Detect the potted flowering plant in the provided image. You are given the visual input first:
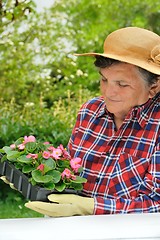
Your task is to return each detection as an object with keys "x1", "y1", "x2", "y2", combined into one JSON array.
[{"x1": 0, "y1": 135, "x2": 87, "y2": 201}]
